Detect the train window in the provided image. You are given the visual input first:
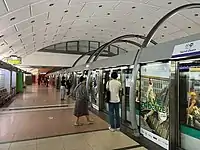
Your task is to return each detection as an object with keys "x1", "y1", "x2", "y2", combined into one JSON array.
[
  {"x1": 67, "y1": 41, "x2": 78, "y2": 51},
  {"x1": 79, "y1": 41, "x2": 89, "y2": 52},
  {"x1": 90, "y1": 42, "x2": 99, "y2": 51}
]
